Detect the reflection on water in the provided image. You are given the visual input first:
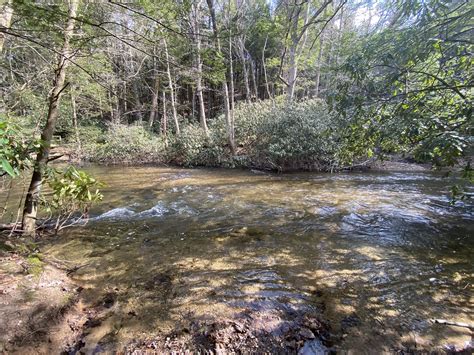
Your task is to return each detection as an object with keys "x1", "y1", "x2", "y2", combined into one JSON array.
[{"x1": 28, "y1": 167, "x2": 474, "y2": 351}]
